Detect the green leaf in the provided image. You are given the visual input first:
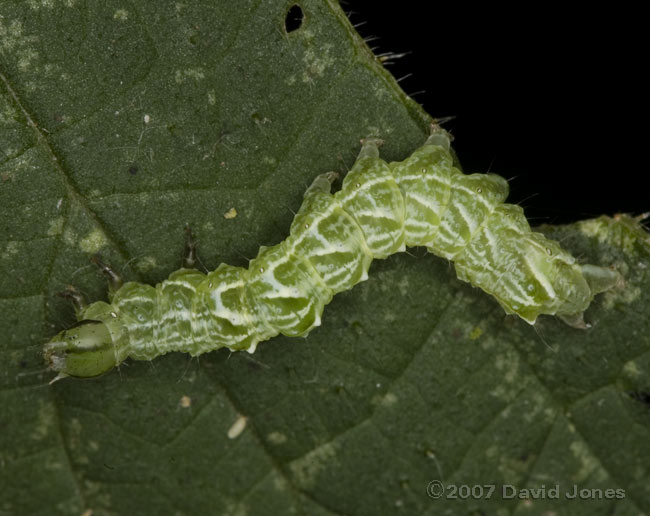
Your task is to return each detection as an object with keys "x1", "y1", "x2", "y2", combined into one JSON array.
[{"x1": 1, "y1": 2, "x2": 649, "y2": 515}]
